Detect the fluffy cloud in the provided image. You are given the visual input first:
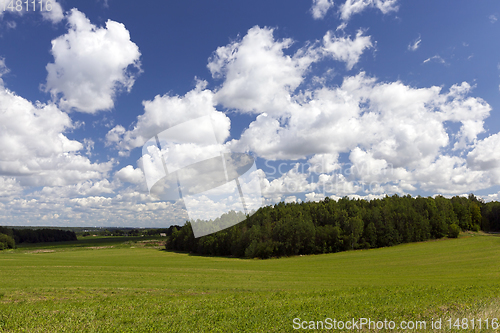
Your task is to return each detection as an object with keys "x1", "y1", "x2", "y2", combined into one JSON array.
[
  {"x1": 467, "y1": 133, "x2": 500, "y2": 184},
  {"x1": 99, "y1": 22, "x2": 500, "y2": 208},
  {"x1": 258, "y1": 146, "x2": 490, "y2": 199},
  {"x1": 195, "y1": 25, "x2": 493, "y2": 196},
  {"x1": 39, "y1": 179, "x2": 116, "y2": 198},
  {"x1": 2, "y1": 5, "x2": 499, "y2": 228},
  {"x1": 44, "y1": 9, "x2": 141, "y2": 113},
  {"x1": 261, "y1": 163, "x2": 316, "y2": 196},
  {"x1": 0, "y1": 75, "x2": 112, "y2": 187},
  {"x1": 207, "y1": 26, "x2": 373, "y2": 117},
  {"x1": 230, "y1": 73, "x2": 489, "y2": 164},
  {"x1": 323, "y1": 30, "x2": 373, "y2": 70},
  {"x1": 224, "y1": 60, "x2": 491, "y2": 195},
  {"x1": 468, "y1": 133, "x2": 500, "y2": 171},
  {"x1": 0, "y1": 187, "x2": 190, "y2": 227},
  {"x1": 310, "y1": 0, "x2": 335, "y2": 19},
  {"x1": 0, "y1": 177, "x2": 23, "y2": 199},
  {"x1": 106, "y1": 81, "x2": 231, "y2": 153},
  {"x1": 95, "y1": 19, "x2": 500, "y2": 224},
  {"x1": 339, "y1": 0, "x2": 399, "y2": 21},
  {"x1": 414, "y1": 155, "x2": 487, "y2": 193},
  {"x1": 307, "y1": 153, "x2": 341, "y2": 174},
  {"x1": 0, "y1": 52, "x2": 129, "y2": 225},
  {"x1": 208, "y1": 26, "x2": 320, "y2": 116},
  {"x1": 14, "y1": 155, "x2": 113, "y2": 187},
  {"x1": 0, "y1": 85, "x2": 75, "y2": 160},
  {"x1": 41, "y1": 0, "x2": 64, "y2": 23},
  {"x1": 115, "y1": 165, "x2": 145, "y2": 184},
  {"x1": 305, "y1": 192, "x2": 326, "y2": 202}
]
